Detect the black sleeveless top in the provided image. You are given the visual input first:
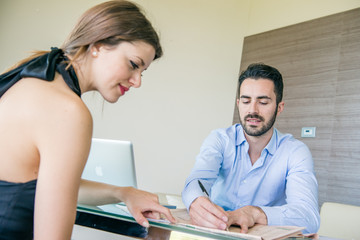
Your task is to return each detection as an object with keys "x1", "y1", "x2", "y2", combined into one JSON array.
[
  {"x1": 0, "y1": 48, "x2": 81, "y2": 239},
  {"x1": 0, "y1": 180, "x2": 37, "y2": 240}
]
